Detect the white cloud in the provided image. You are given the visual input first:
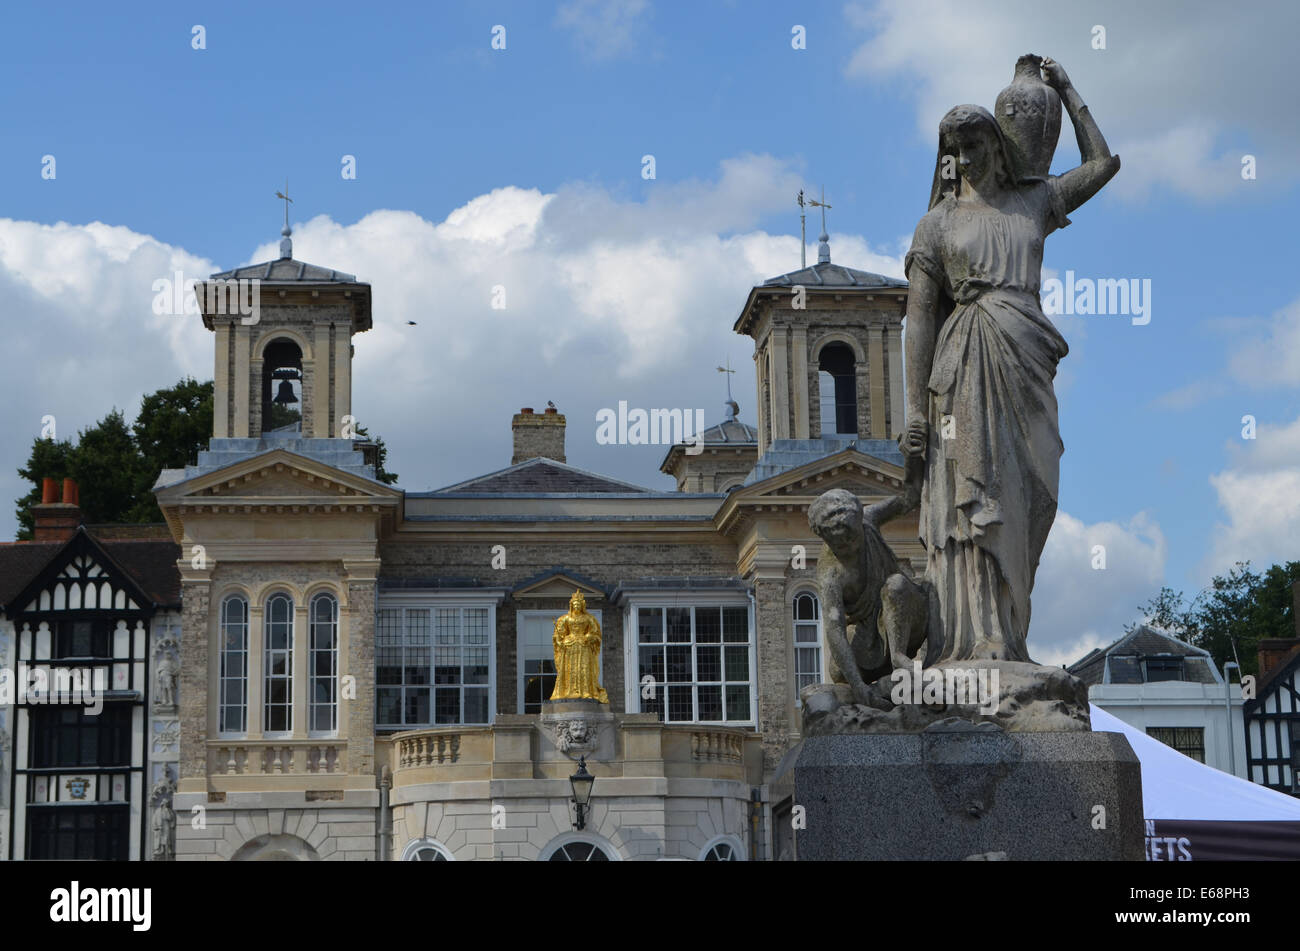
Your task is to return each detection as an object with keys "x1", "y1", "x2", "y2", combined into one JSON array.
[
  {"x1": 0, "y1": 156, "x2": 906, "y2": 536},
  {"x1": 1205, "y1": 413, "x2": 1300, "y2": 576},
  {"x1": 1030, "y1": 509, "x2": 1167, "y2": 667},
  {"x1": 1227, "y1": 297, "x2": 1300, "y2": 387},
  {"x1": 556, "y1": 0, "x2": 651, "y2": 61},
  {"x1": 843, "y1": 0, "x2": 1299, "y2": 200}
]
